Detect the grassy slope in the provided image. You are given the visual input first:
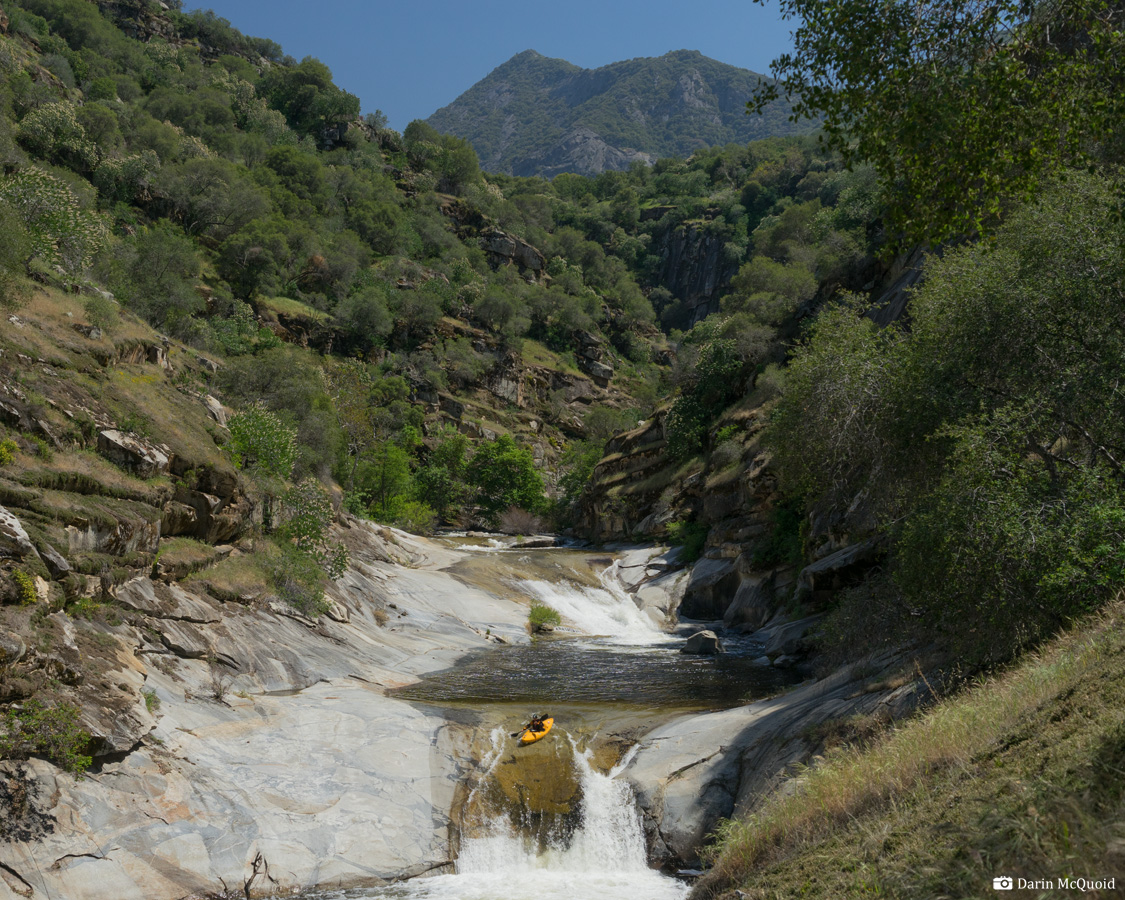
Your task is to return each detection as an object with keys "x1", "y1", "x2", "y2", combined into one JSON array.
[{"x1": 696, "y1": 602, "x2": 1125, "y2": 899}]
